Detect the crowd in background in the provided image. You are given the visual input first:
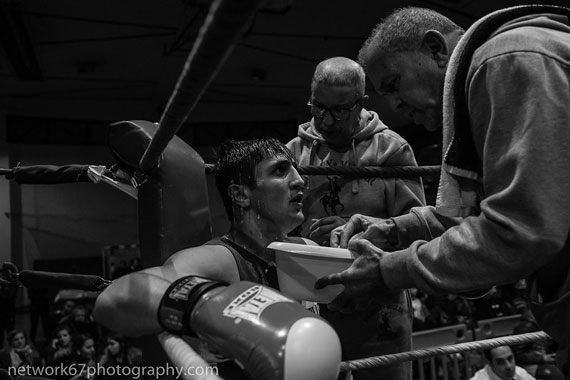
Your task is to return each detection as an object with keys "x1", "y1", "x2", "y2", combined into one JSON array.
[
  {"x1": 410, "y1": 280, "x2": 563, "y2": 380},
  {"x1": 0, "y1": 272, "x2": 142, "y2": 380},
  {"x1": 410, "y1": 281, "x2": 527, "y2": 332}
]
